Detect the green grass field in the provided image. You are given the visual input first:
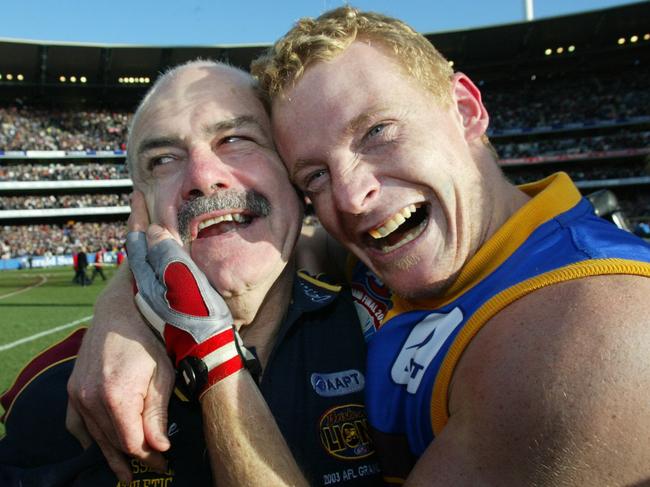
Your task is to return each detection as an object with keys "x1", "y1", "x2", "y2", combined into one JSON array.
[{"x1": 0, "y1": 266, "x2": 117, "y2": 437}]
